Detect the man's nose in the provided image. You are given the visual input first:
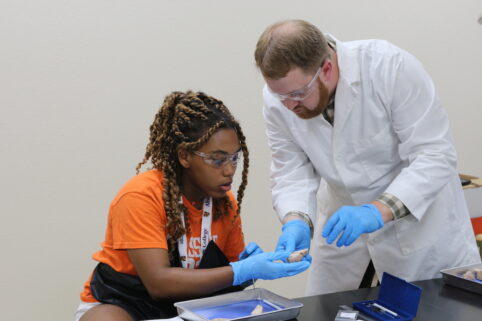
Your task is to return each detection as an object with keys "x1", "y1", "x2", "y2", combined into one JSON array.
[{"x1": 283, "y1": 99, "x2": 299, "y2": 110}]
